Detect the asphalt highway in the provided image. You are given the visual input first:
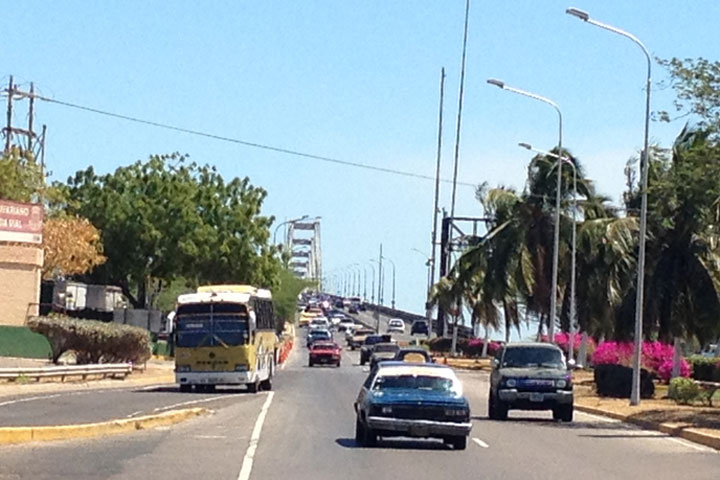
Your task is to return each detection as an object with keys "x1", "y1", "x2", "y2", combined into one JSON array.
[{"x1": 1, "y1": 328, "x2": 719, "y2": 479}]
